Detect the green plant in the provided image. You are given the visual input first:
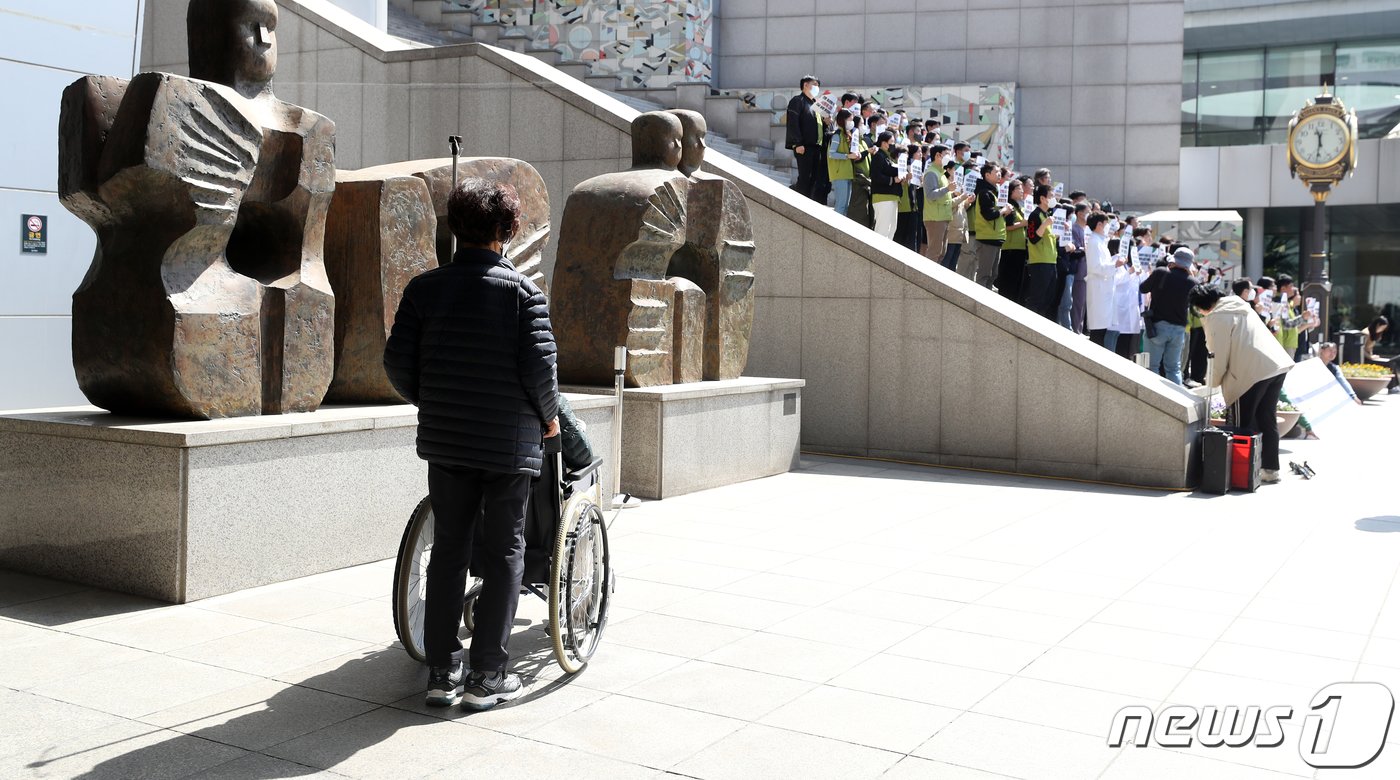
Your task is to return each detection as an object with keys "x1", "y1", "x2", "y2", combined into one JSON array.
[{"x1": 1342, "y1": 363, "x2": 1390, "y2": 379}]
